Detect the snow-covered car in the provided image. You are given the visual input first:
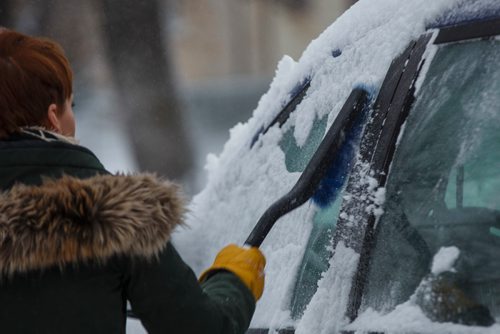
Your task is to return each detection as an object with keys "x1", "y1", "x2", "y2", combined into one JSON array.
[{"x1": 174, "y1": 0, "x2": 500, "y2": 333}]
